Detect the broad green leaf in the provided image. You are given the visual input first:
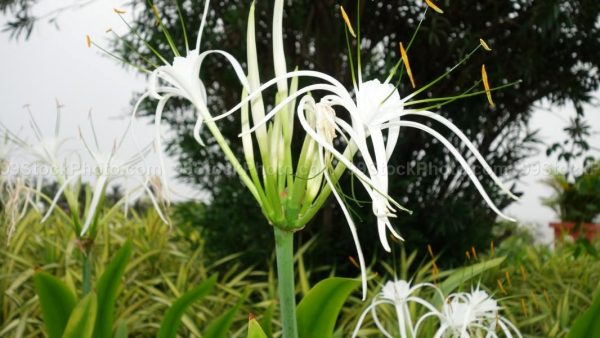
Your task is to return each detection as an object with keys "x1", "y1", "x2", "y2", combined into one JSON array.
[
  {"x1": 33, "y1": 272, "x2": 77, "y2": 338},
  {"x1": 568, "y1": 291, "x2": 600, "y2": 338},
  {"x1": 203, "y1": 289, "x2": 249, "y2": 338},
  {"x1": 439, "y1": 256, "x2": 506, "y2": 295},
  {"x1": 296, "y1": 277, "x2": 360, "y2": 338},
  {"x1": 93, "y1": 241, "x2": 133, "y2": 338},
  {"x1": 62, "y1": 293, "x2": 97, "y2": 338},
  {"x1": 247, "y1": 318, "x2": 268, "y2": 338},
  {"x1": 157, "y1": 275, "x2": 217, "y2": 338}
]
